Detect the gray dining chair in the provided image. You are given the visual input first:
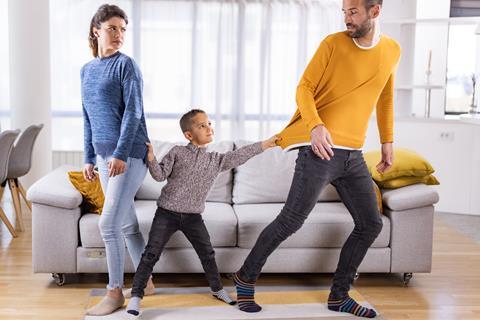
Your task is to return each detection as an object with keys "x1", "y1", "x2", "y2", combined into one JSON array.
[
  {"x1": 1, "y1": 124, "x2": 43, "y2": 233},
  {"x1": 0, "y1": 129, "x2": 21, "y2": 238}
]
